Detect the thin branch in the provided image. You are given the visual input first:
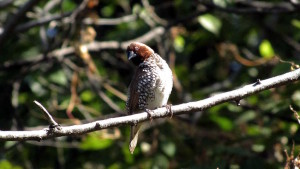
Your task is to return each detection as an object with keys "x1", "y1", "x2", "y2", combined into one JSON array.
[
  {"x1": 14, "y1": 13, "x2": 136, "y2": 33},
  {"x1": 198, "y1": 0, "x2": 298, "y2": 14},
  {"x1": 0, "y1": 68, "x2": 299, "y2": 141},
  {"x1": 1, "y1": 26, "x2": 166, "y2": 70},
  {"x1": 14, "y1": 12, "x2": 72, "y2": 33},
  {"x1": 290, "y1": 105, "x2": 300, "y2": 124},
  {"x1": 82, "y1": 15, "x2": 137, "y2": 26},
  {"x1": 34, "y1": 100, "x2": 59, "y2": 128},
  {"x1": 141, "y1": 0, "x2": 168, "y2": 26}
]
